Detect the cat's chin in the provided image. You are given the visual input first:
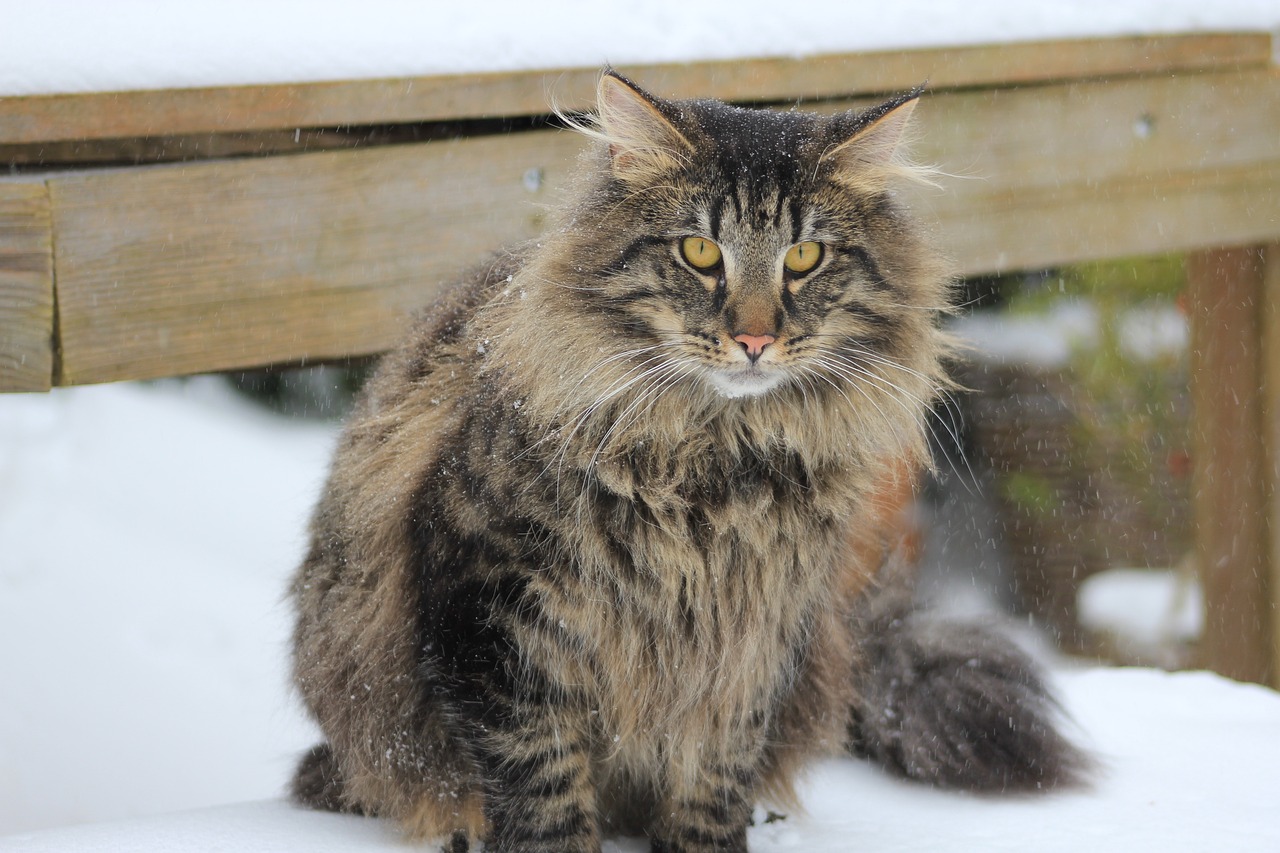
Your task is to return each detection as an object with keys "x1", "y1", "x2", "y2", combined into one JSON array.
[{"x1": 705, "y1": 368, "x2": 787, "y2": 400}]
